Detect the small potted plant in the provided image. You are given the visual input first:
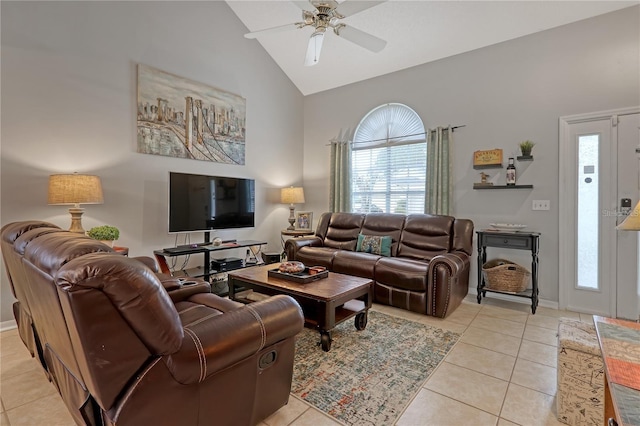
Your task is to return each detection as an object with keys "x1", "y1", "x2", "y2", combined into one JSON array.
[
  {"x1": 87, "y1": 225, "x2": 120, "y2": 247},
  {"x1": 519, "y1": 140, "x2": 535, "y2": 158}
]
